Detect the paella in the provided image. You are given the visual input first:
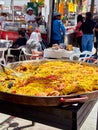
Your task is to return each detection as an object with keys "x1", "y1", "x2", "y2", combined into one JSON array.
[{"x1": 0, "y1": 60, "x2": 98, "y2": 96}]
